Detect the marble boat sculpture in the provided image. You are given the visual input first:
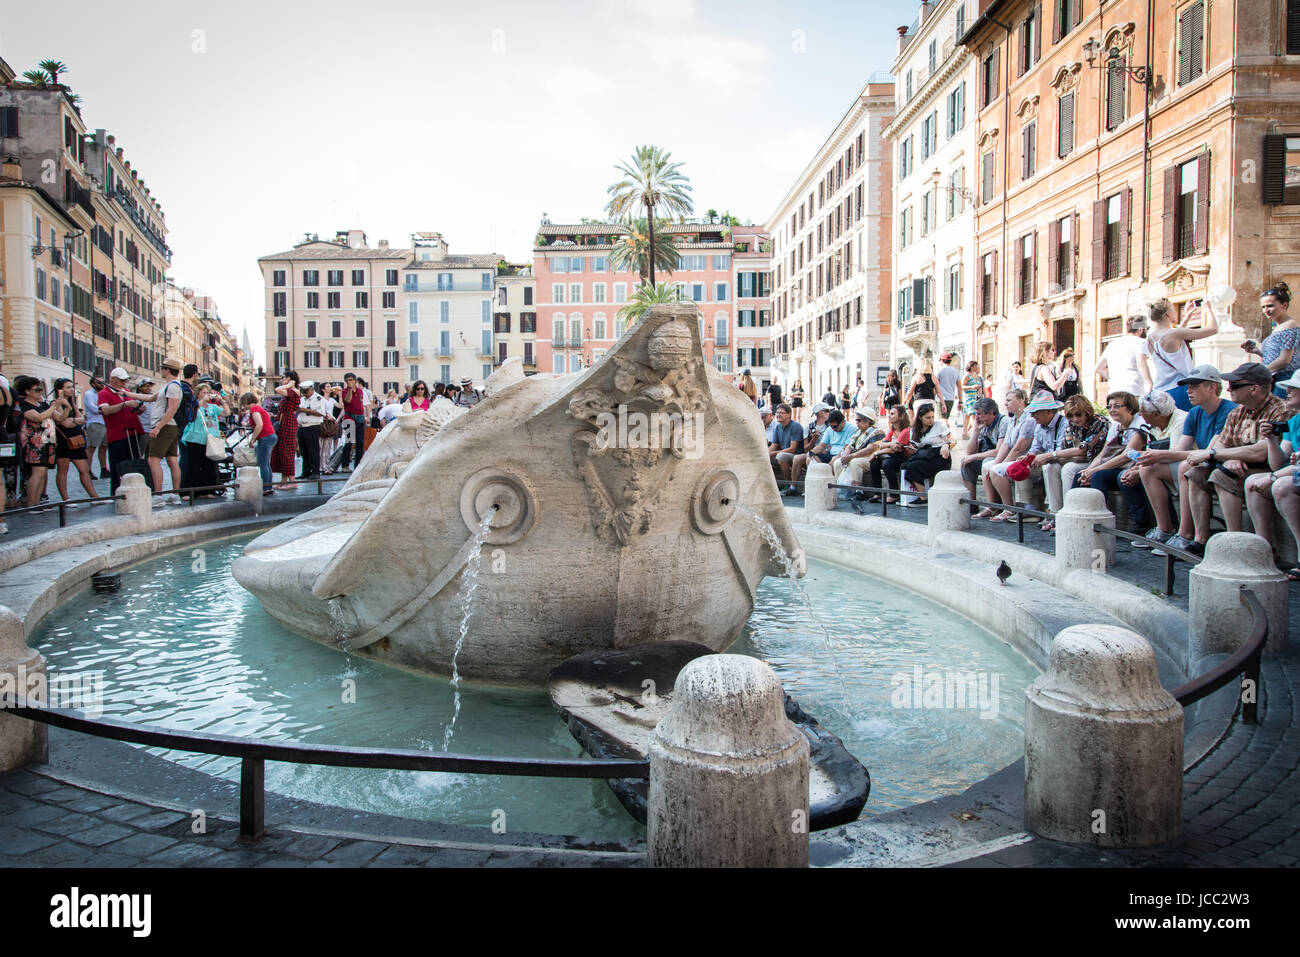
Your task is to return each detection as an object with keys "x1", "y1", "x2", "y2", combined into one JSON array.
[{"x1": 232, "y1": 303, "x2": 805, "y2": 685}]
